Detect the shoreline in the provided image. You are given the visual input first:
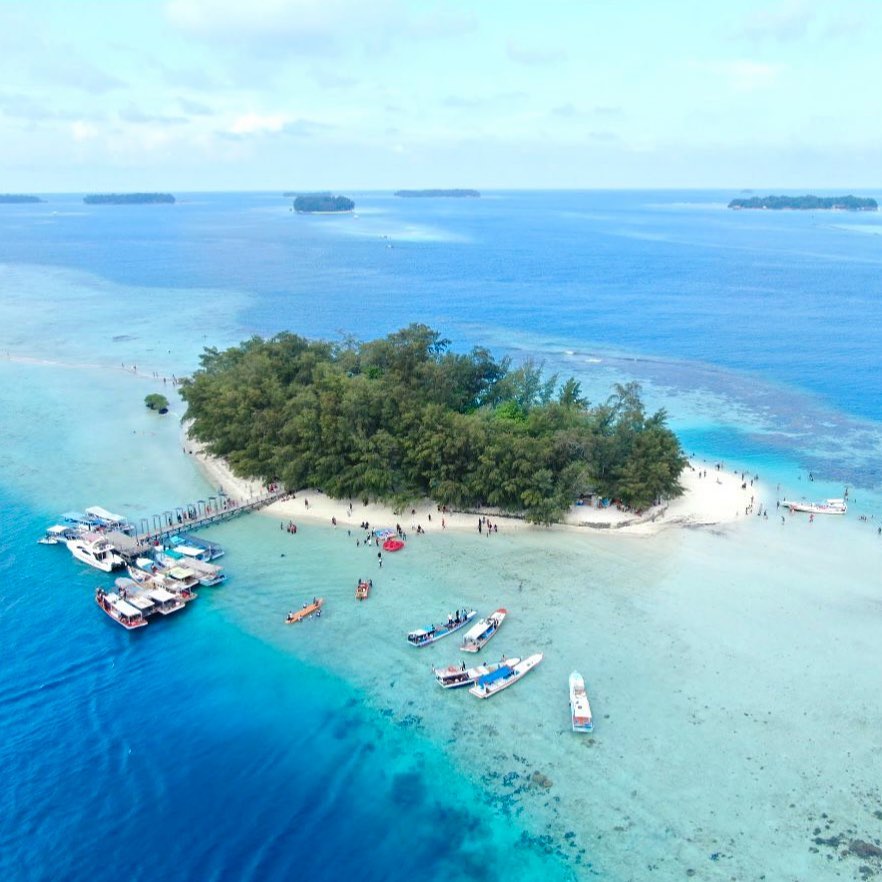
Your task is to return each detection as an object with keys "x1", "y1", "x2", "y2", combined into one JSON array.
[{"x1": 184, "y1": 432, "x2": 760, "y2": 537}]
